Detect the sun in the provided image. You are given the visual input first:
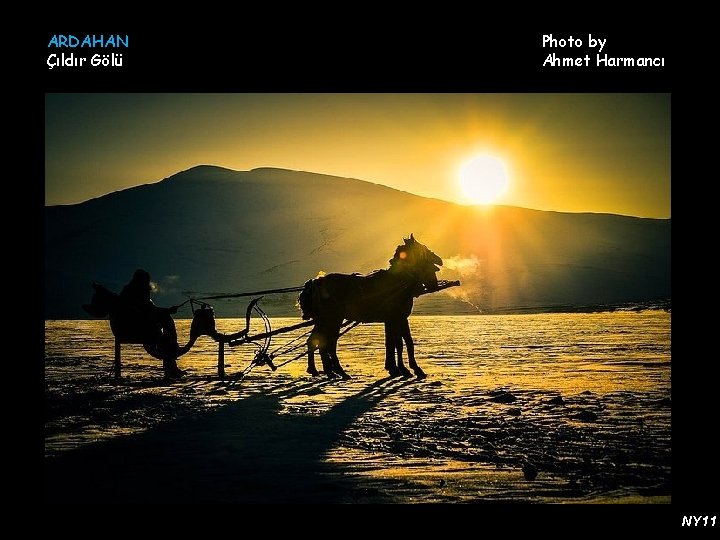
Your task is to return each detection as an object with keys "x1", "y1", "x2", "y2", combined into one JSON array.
[{"x1": 458, "y1": 154, "x2": 509, "y2": 205}]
